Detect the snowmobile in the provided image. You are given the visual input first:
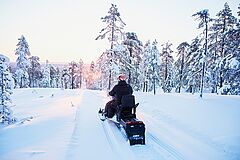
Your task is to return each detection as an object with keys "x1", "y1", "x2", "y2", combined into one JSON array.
[{"x1": 98, "y1": 95, "x2": 145, "y2": 146}]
